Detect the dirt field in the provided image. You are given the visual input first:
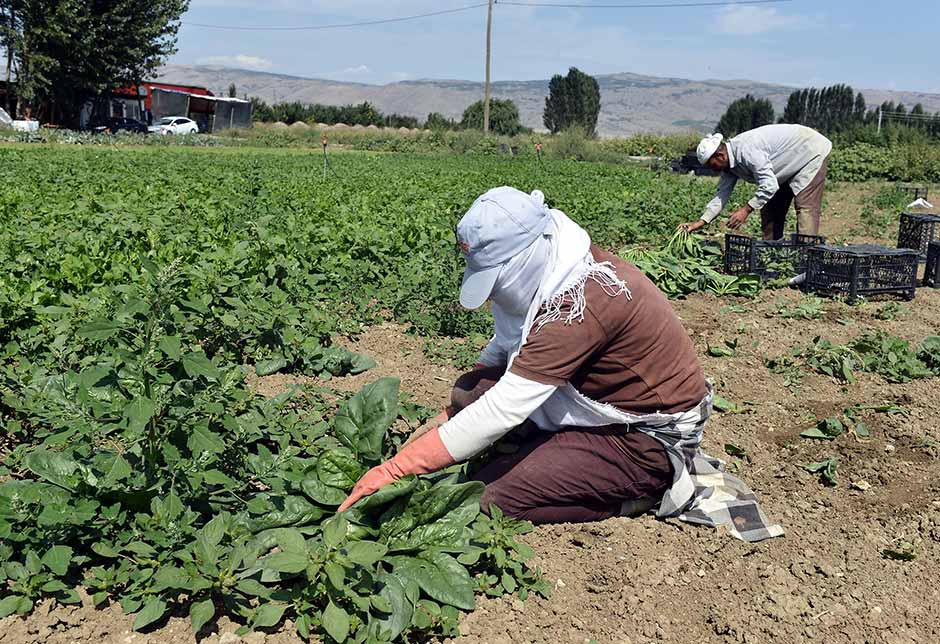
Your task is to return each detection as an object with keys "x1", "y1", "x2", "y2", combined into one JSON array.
[{"x1": 3, "y1": 182, "x2": 940, "y2": 644}]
